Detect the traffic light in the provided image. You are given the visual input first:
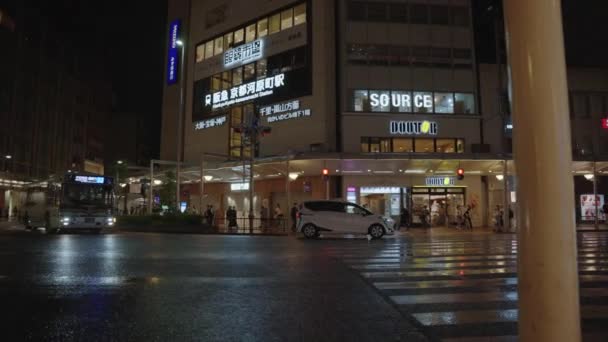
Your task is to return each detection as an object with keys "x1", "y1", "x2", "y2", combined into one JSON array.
[{"x1": 457, "y1": 168, "x2": 465, "y2": 180}]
